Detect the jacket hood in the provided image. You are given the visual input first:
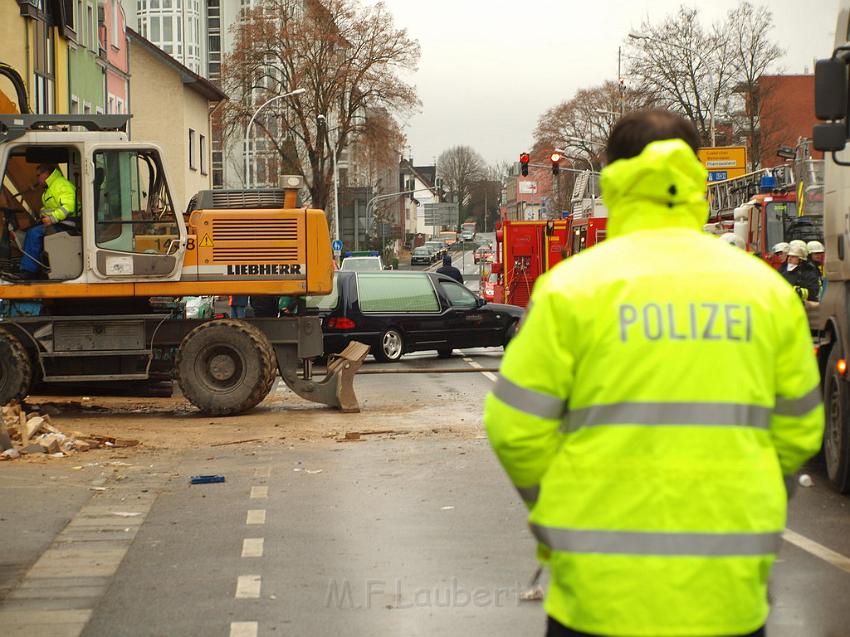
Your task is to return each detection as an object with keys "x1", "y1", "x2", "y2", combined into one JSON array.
[{"x1": 599, "y1": 139, "x2": 709, "y2": 239}]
